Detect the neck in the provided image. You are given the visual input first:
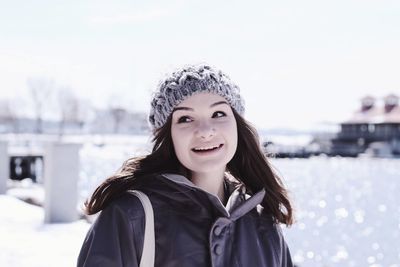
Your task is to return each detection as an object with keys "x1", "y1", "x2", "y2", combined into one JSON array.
[{"x1": 190, "y1": 170, "x2": 225, "y2": 203}]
